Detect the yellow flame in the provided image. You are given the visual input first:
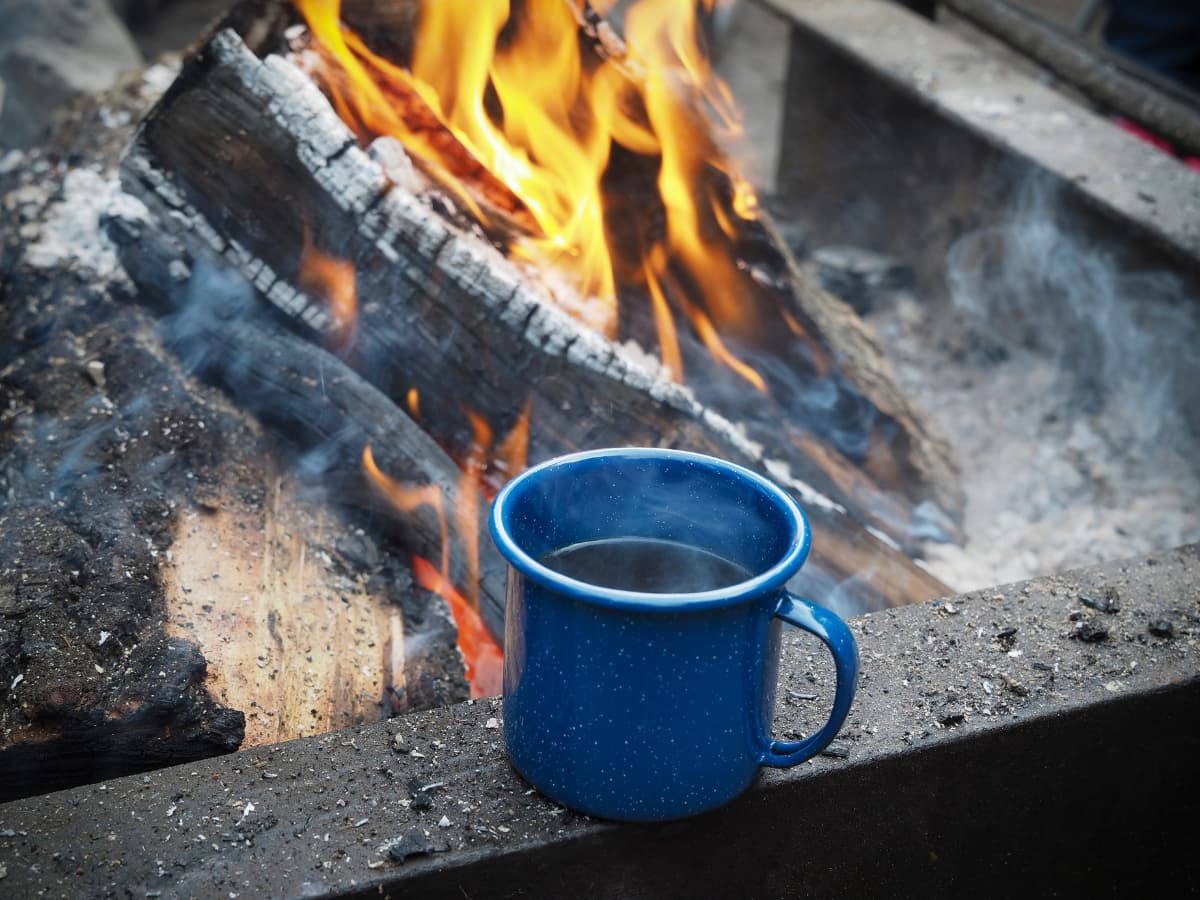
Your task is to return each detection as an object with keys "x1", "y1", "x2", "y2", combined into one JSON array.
[
  {"x1": 294, "y1": 0, "x2": 765, "y2": 380},
  {"x1": 683, "y1": 300, "x2": 766, "y2": 393}
]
